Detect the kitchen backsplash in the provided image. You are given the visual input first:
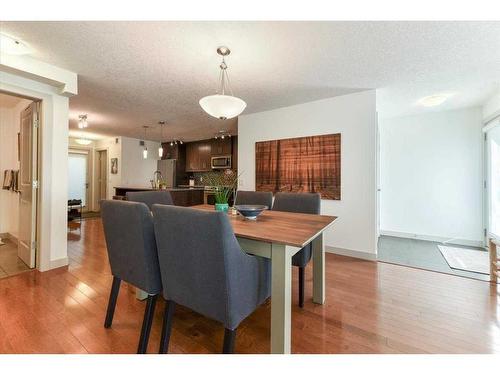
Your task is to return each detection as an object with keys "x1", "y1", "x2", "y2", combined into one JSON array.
[{"x1": 192, "y1": 170, "x2": 237, "y2": 186}]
